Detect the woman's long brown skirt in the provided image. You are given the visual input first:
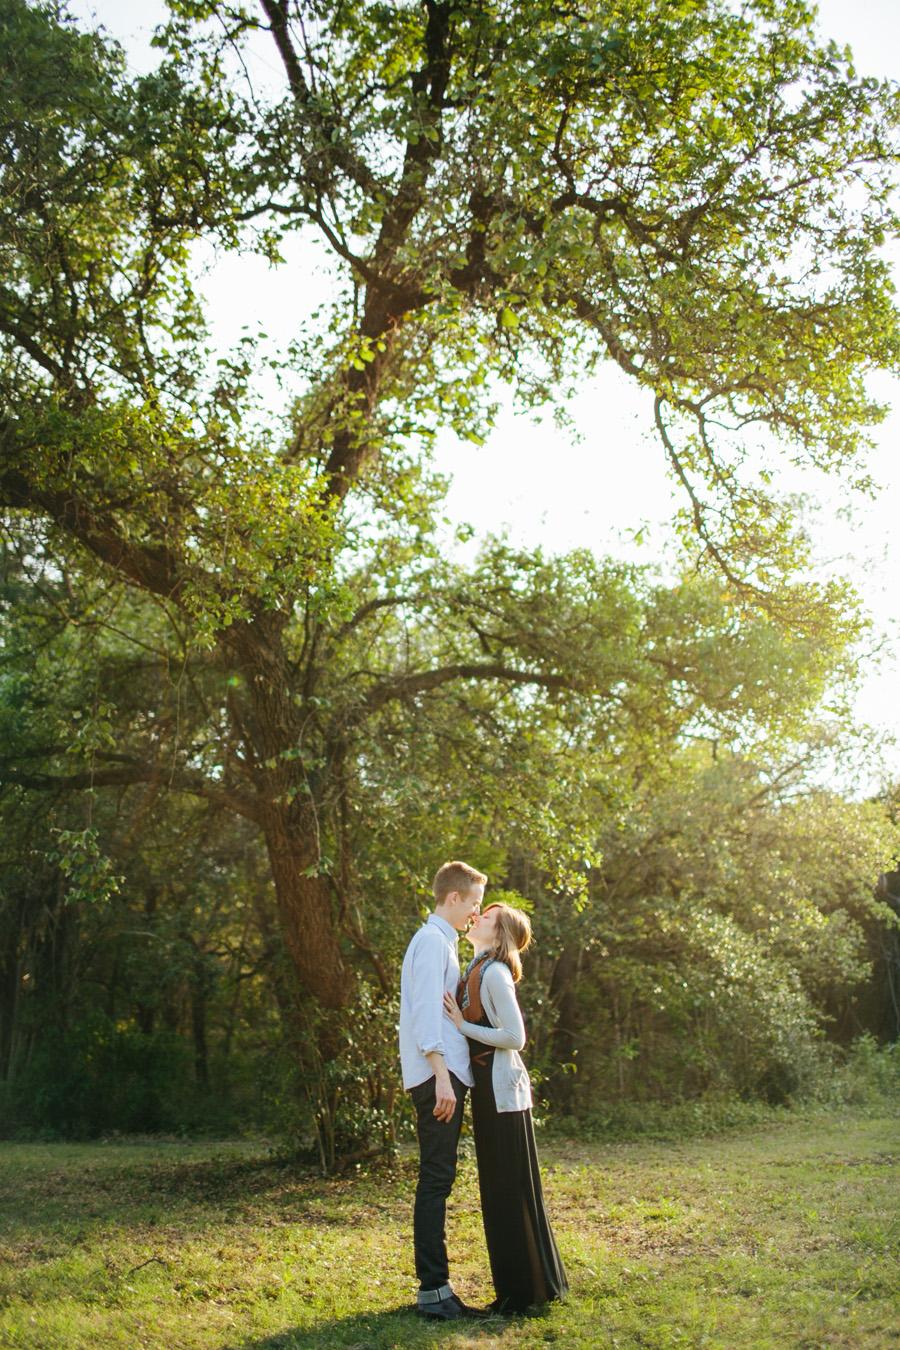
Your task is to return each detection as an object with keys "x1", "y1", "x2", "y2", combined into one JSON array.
[{"x1": 470, "y1": 1051, "x2": 568, "y2": 1313}]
